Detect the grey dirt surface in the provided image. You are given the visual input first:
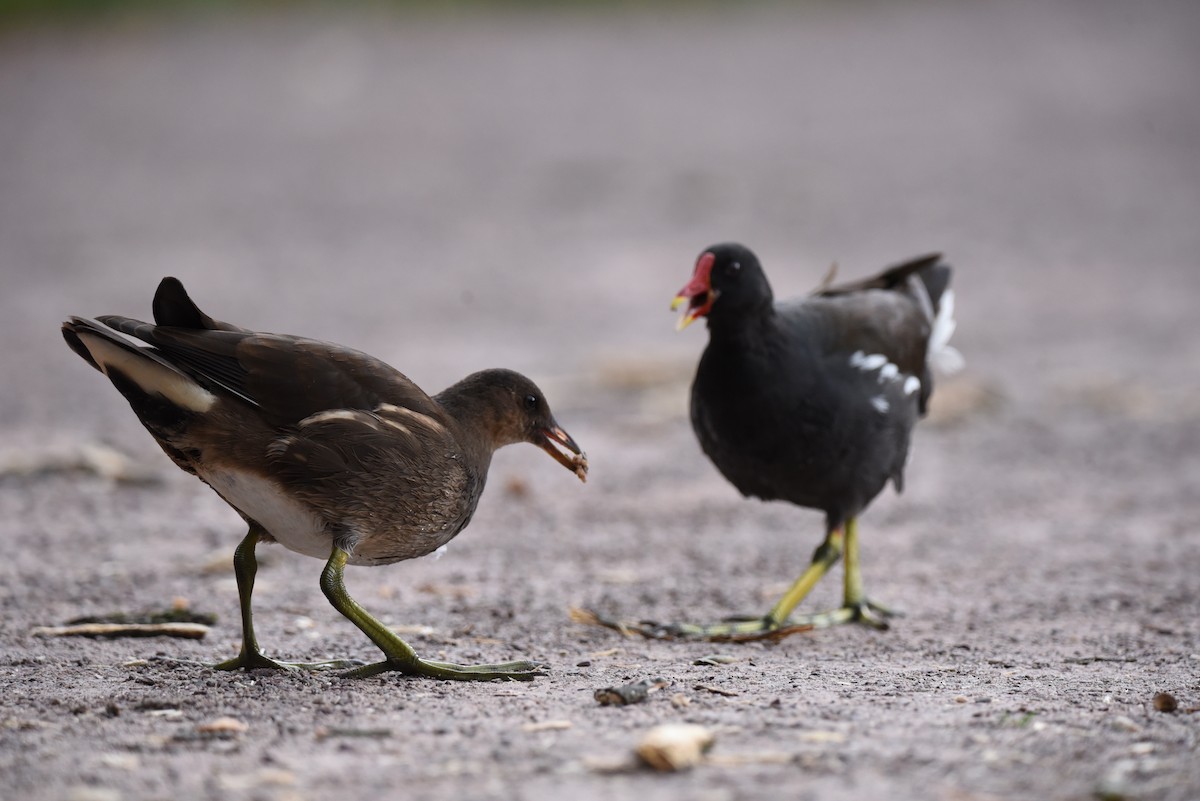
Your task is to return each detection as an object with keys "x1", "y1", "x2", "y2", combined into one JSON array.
[{"x1": 2, "y1": 2, "x2": 1199, "y2": 800}]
